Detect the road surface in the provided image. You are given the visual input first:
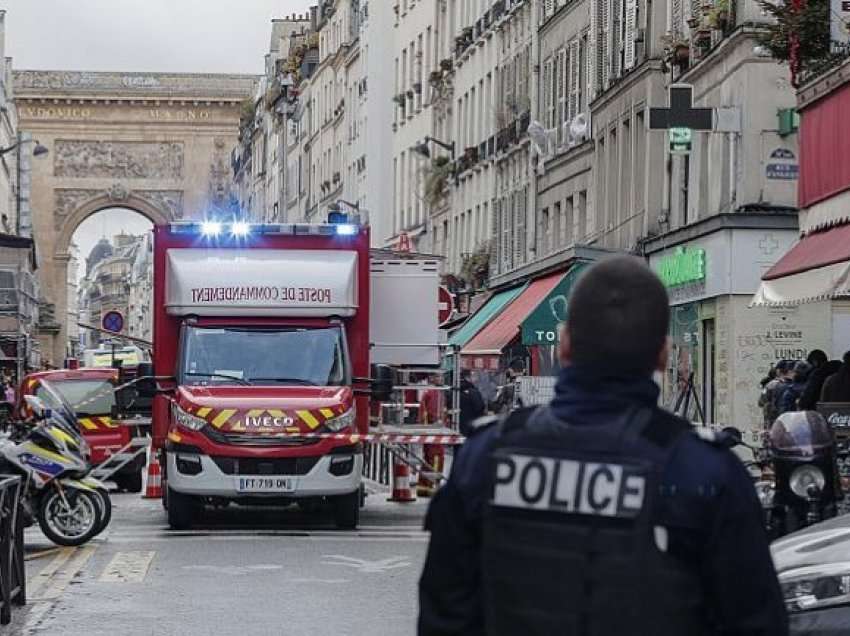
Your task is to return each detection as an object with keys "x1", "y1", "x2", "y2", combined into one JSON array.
[{"x1": 13, "y1": 491, "x2": 430, "y2": 635}]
